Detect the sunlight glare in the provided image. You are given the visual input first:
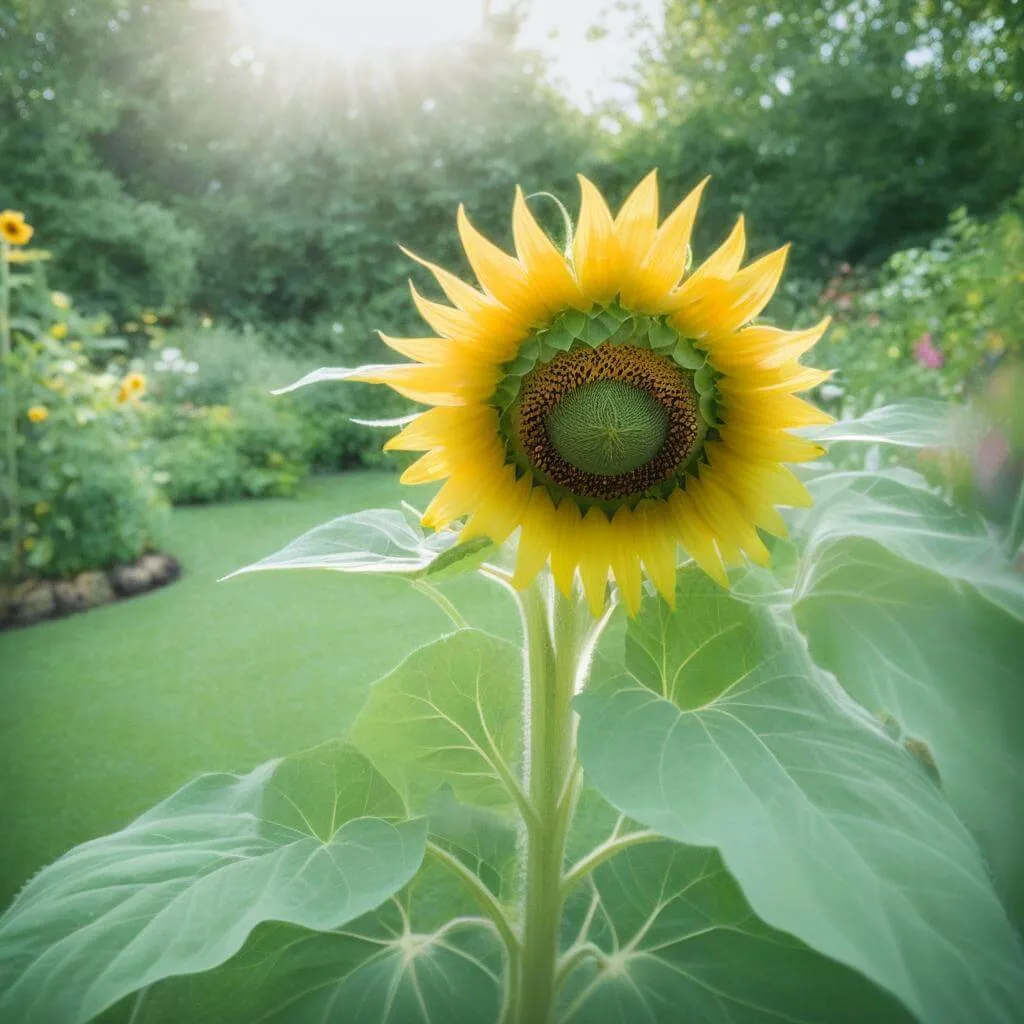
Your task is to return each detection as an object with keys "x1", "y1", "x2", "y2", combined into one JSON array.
[{"x1": 234, "y1": 0, "x2": 482, "y2": 59}]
